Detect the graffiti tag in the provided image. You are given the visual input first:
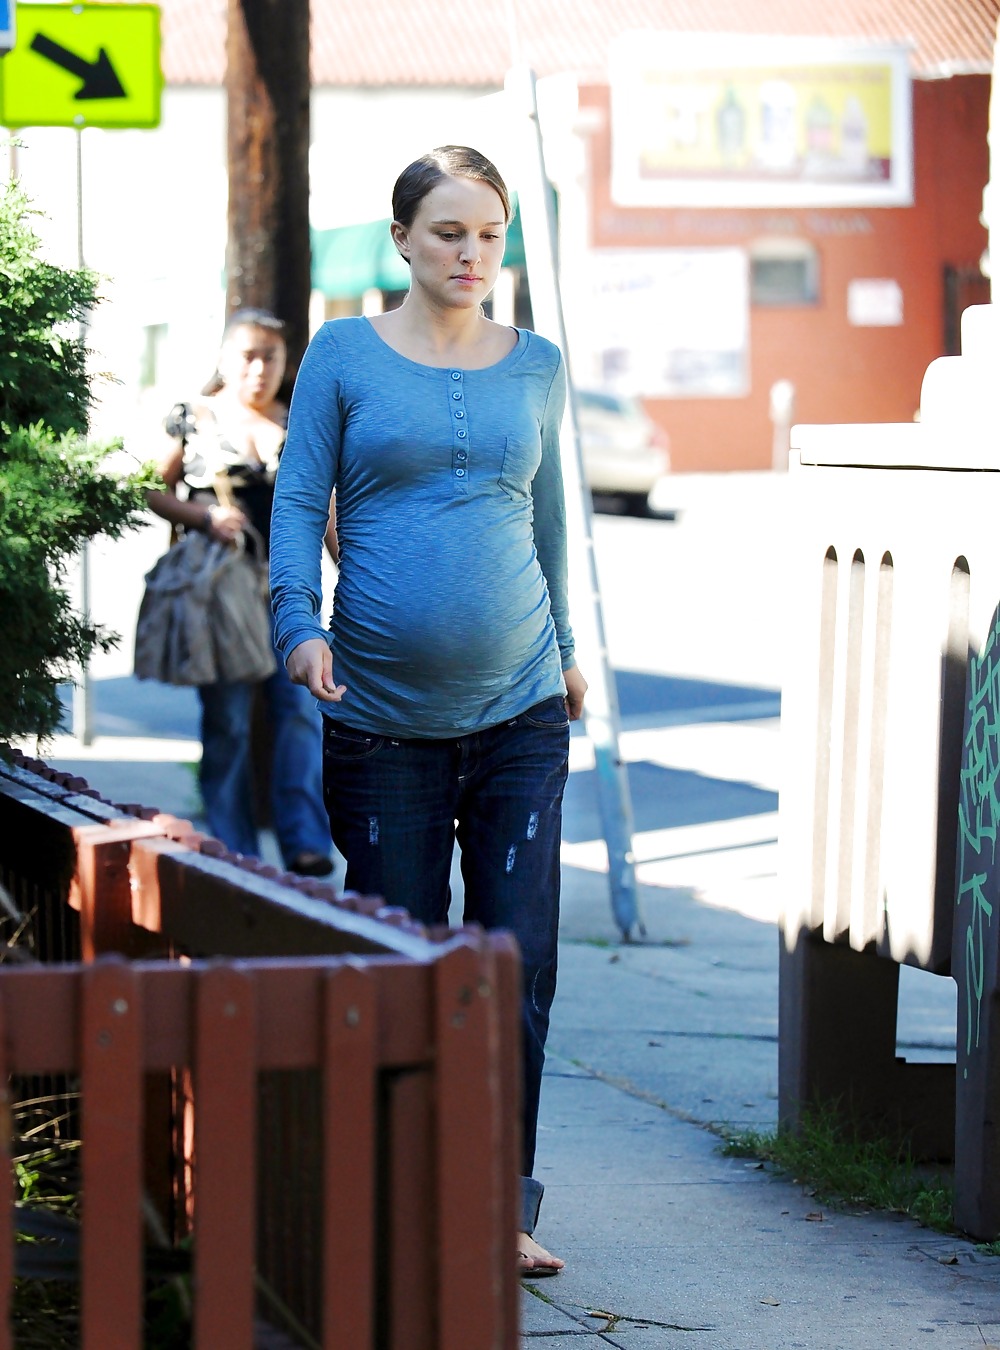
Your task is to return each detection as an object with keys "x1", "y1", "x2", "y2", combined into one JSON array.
[{"x1": 956, "y1": 613, "x2": 1000, "y2": 1074}]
